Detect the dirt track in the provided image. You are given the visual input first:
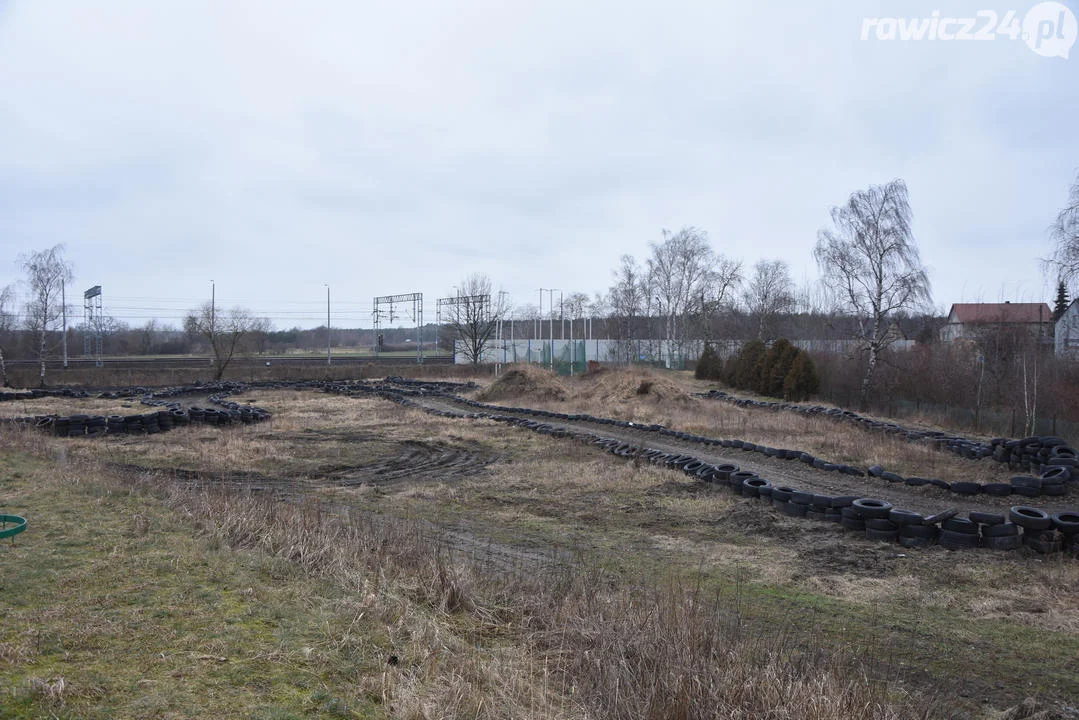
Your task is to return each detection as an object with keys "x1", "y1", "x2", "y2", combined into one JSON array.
[{"x1": 409, "y1": 394, "x2": 1078, "y2": 518}]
